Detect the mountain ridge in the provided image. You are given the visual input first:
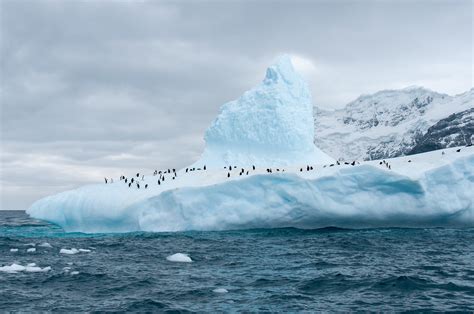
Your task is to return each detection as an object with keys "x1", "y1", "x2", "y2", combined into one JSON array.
[{"x1": 314, "y1": 87, "x2": 473, "y2": 161}]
